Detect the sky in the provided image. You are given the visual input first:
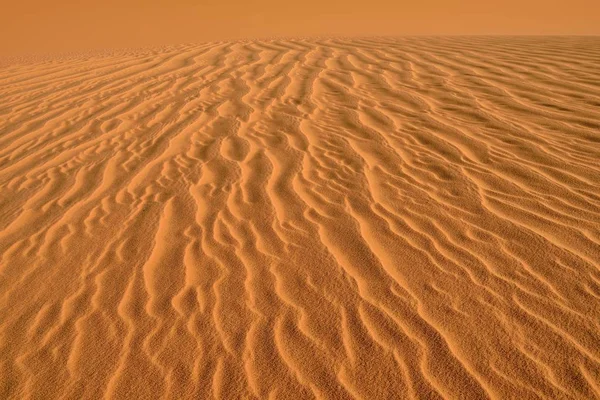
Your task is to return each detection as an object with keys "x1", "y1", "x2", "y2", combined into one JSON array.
[{"x1": 1, "y1": 0, "x2": 599, "y2": 54}]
